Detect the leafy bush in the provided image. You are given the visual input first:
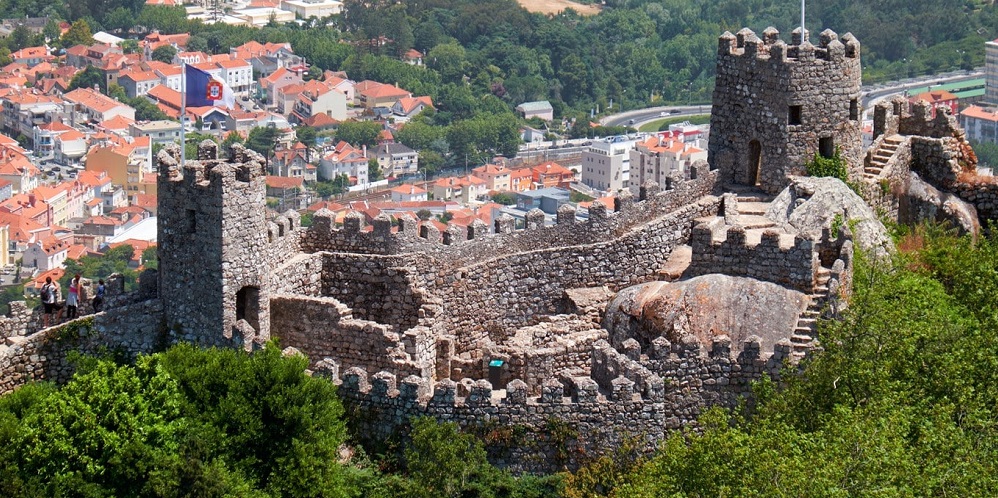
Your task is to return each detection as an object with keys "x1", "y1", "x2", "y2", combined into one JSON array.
[{"x1": 804, "y1": 148, "x2": 848, "y2": 183}]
